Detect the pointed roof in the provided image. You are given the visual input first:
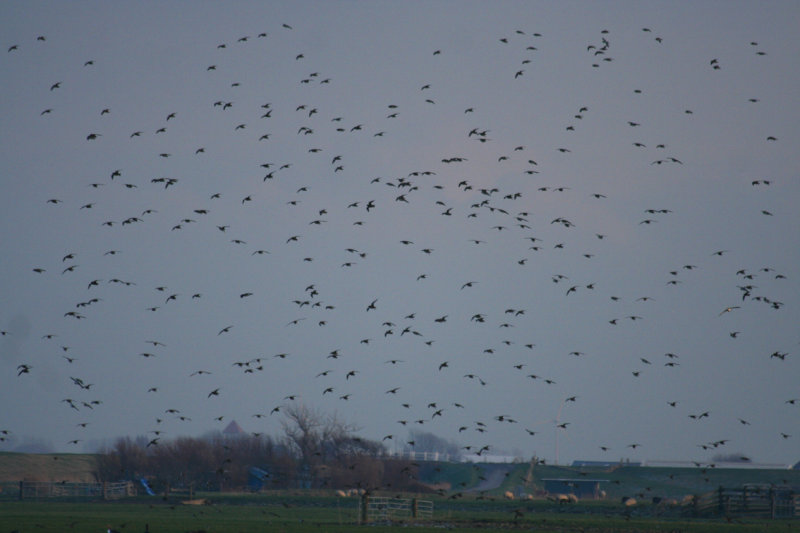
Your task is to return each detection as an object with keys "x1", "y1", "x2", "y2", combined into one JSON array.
[{"x1": 223, "y1": 419, "x2": 245, "y2": 435}]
